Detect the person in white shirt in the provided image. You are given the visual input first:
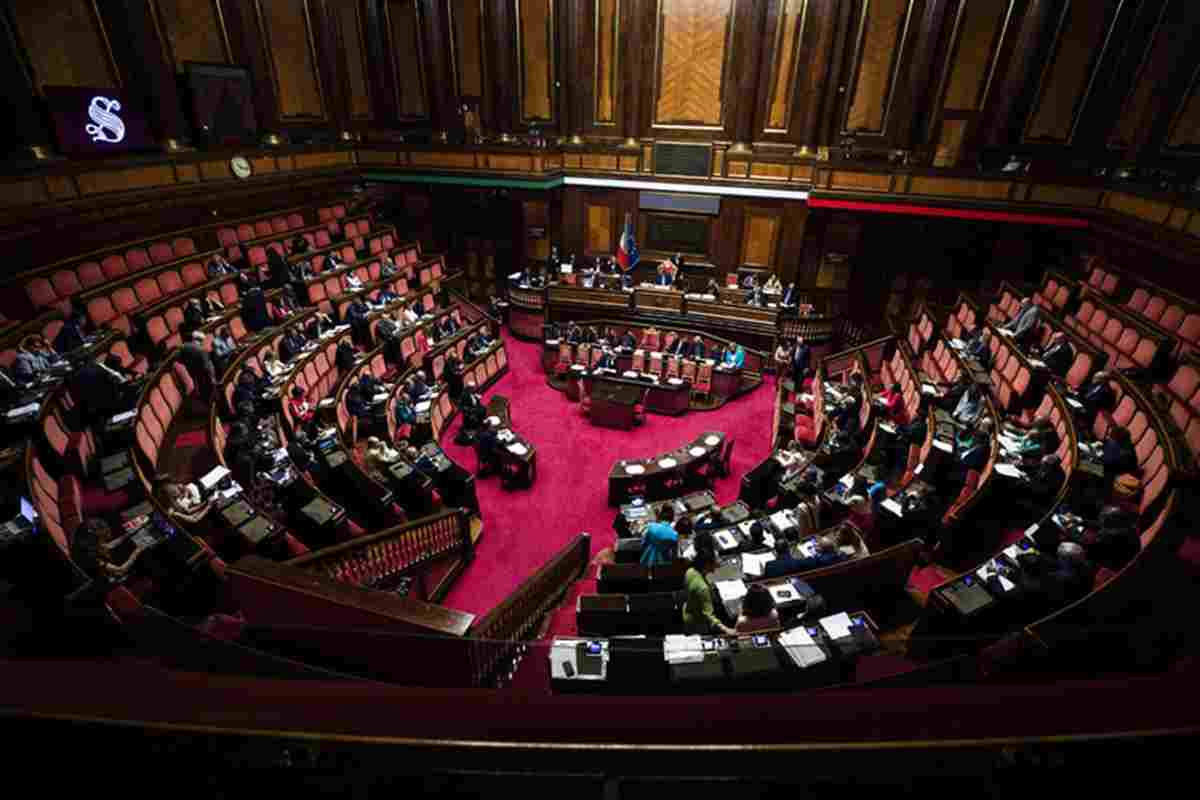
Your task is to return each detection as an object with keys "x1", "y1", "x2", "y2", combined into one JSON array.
[
  {"x1": 262, "y1": 351, "x2": 287, "y2": 379},
  {"x1": 364, "y1": 436, "x2": 401, "y2": 472},
  {"x1": 402, "y1": 305, "x2": 420, "y2": 325},
  {"x1": 344, "y1": 272, "x2": 363, "y2": 290}
]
